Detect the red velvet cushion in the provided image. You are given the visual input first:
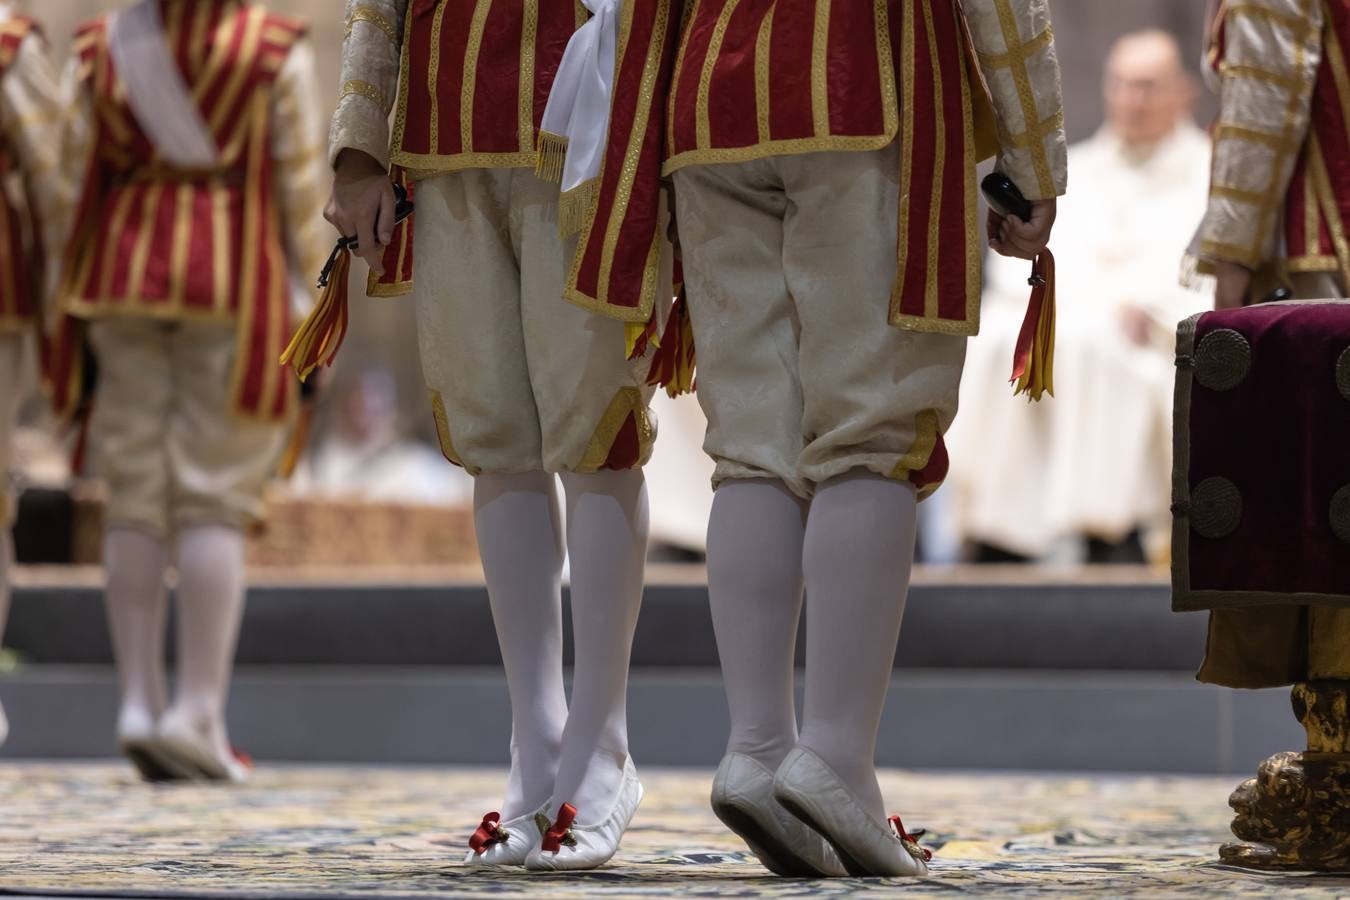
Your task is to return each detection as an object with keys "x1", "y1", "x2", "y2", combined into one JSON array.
[{"x1": 1174, "y1": 301, "x2": 1350, "y2": 609}]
